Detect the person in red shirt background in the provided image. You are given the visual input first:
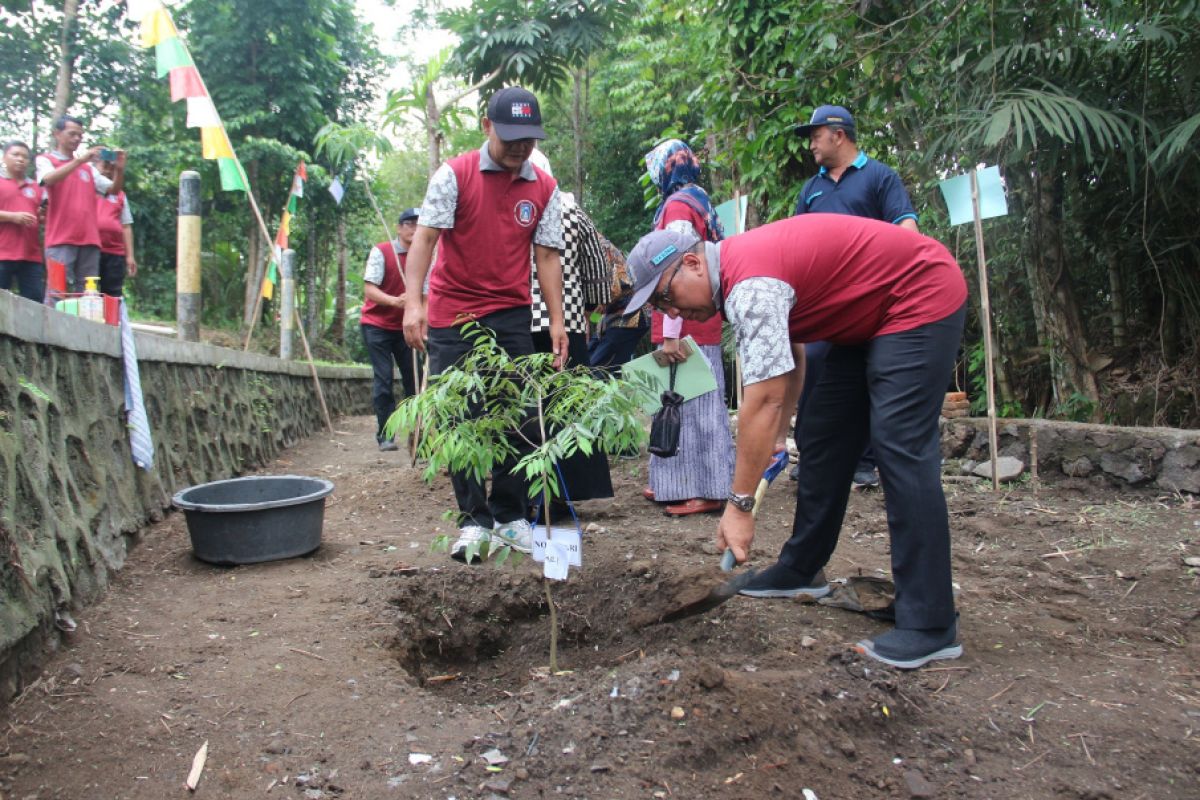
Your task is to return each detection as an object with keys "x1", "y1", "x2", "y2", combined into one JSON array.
[
  {"x1": 96, "y1": 155, "x2": 137, "y2": 297},
  {"x1": 640, "y1": 139, "x2": 734, "y2": 517},
  {"x1": 0, "y1": 141, "x2": 47, "y2": 302},
  {"x1": 360, "y1": 207, "x2": 419, "y2": 451}
]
